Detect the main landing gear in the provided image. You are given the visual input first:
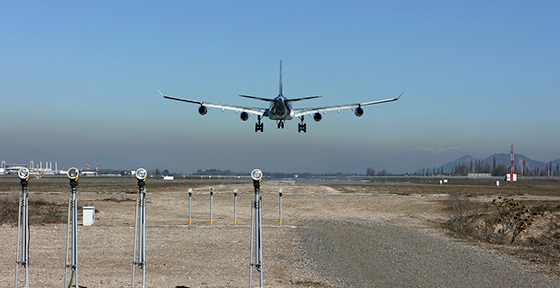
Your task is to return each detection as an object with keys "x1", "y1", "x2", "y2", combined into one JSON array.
[
  {"x1": 298, "y1": 116, "x2": 307, "y2": 133},
  {"x1": 255, "y1": 116, "x2": 264, "y2": 132}
]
